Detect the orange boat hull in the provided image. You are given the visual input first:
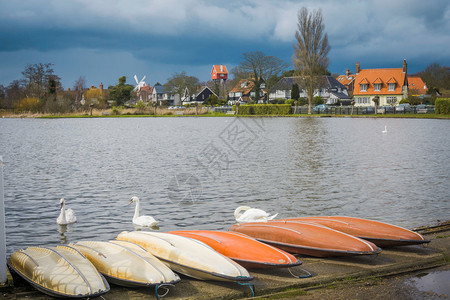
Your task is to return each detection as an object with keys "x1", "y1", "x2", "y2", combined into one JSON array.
[
  {"x1": 169, "y1": 230, "x2": 301, "y2": 269},
  {"x1": 280, "y1": 217, "x2": 430, "y2": 247},
  {"x1": 230, "y1": 221, "x2": 381, "y2": 257}
]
